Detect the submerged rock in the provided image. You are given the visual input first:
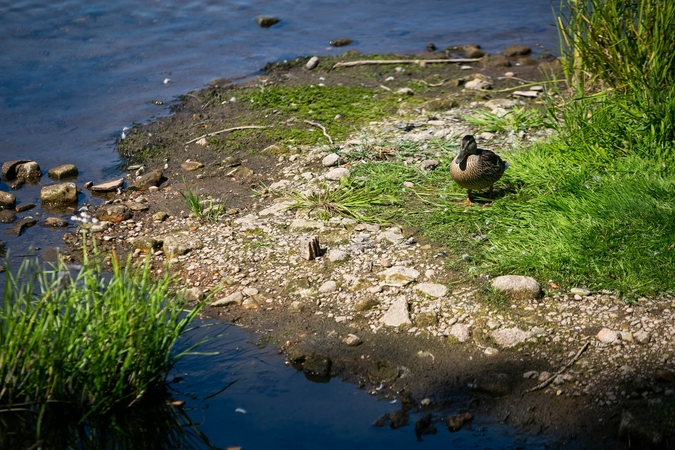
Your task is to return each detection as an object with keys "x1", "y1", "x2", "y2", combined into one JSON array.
[
  {"x1": 48, "y1": 164, "x2": 78, "y2": 180},
  {"x1": 40, "y1": 182, "x2": 78, "y2": 205},
  {"x1": 255, "y1": 16, "x2": 279, "y2": 28}
]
